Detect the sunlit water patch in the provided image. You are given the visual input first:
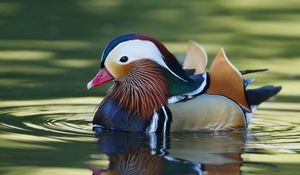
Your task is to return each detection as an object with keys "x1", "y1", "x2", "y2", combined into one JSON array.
[
  {"x1": 0, "y1": 98, "x2": 299, "y2": 175},
  {"x1": 242, "y1": 102, "x2": 300, "y2": 174}
]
